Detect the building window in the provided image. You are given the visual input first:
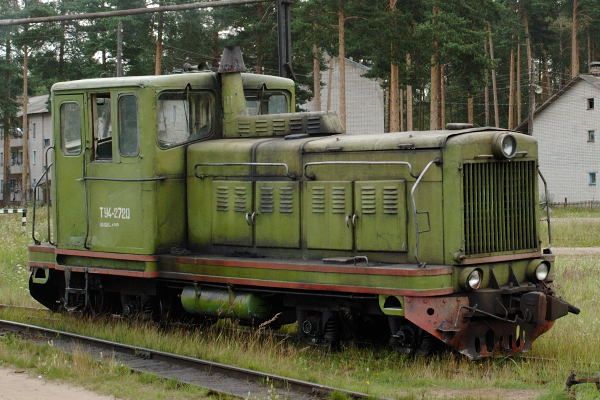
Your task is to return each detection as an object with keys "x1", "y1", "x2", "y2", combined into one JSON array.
[
  {"x1": 0, "y1": 152, "x2": 2, "y2": 166},
  {"x1": 590, "y1": 172, "x2": 597, "y2": 186},
  {"x1": 588, "y1": 130, "x2": 596, "y2": 142},
  {"x1": 32, "y1": 150, "x2": 36, "y2": 166},
  {"x1": 32, "y1": 122, "x2": 36, "y2": 138},
  {"x1": 44, "y1": 138, "x2": 50, "y2": 148},
  {"x1": 588, "y1": 98, "x2": 595, "y2": 110}
]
